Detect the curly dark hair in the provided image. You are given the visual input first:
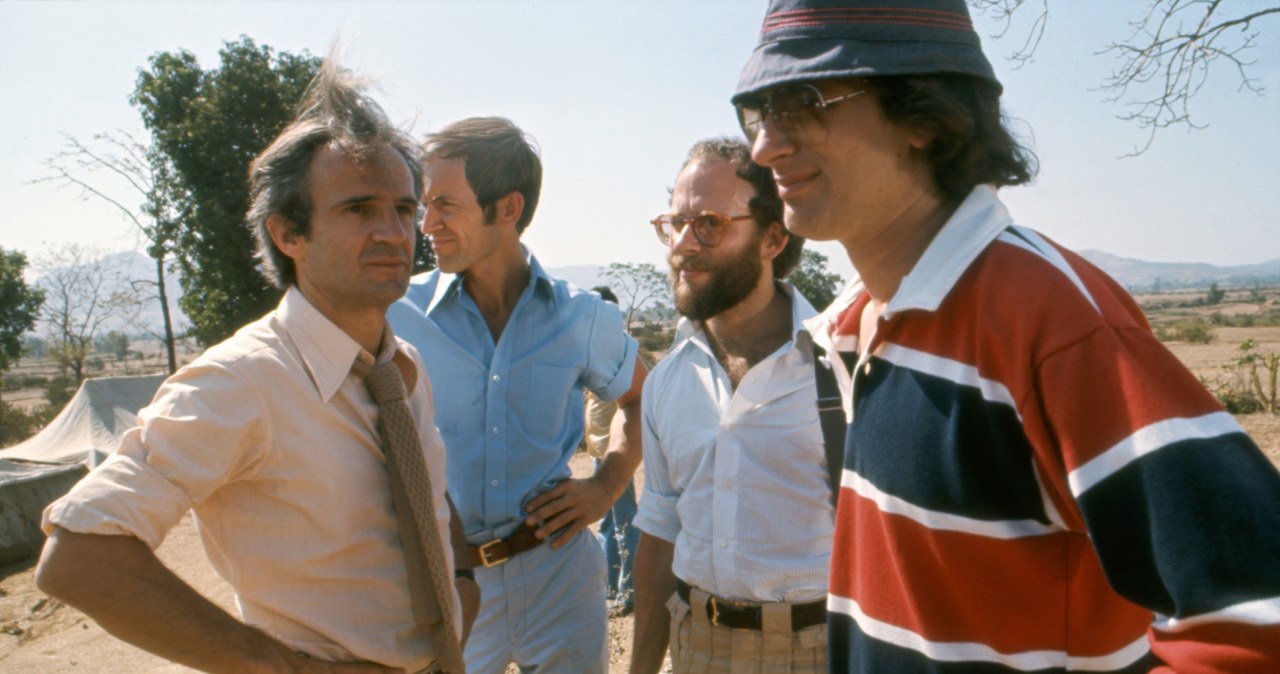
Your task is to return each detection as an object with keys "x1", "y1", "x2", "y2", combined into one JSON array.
[
  {"x1": 681, "y1": 136, "x2": 804, "y2": 279},
  {"x1": 422, "y1": 117, "x2": 542, "y2": 234},
  {"x1": 866, "y1": 74, "x2": 1037, "y2": 201},
  {"x1": 247, "y1": 60, "x2": 421, "y2": 288}
]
